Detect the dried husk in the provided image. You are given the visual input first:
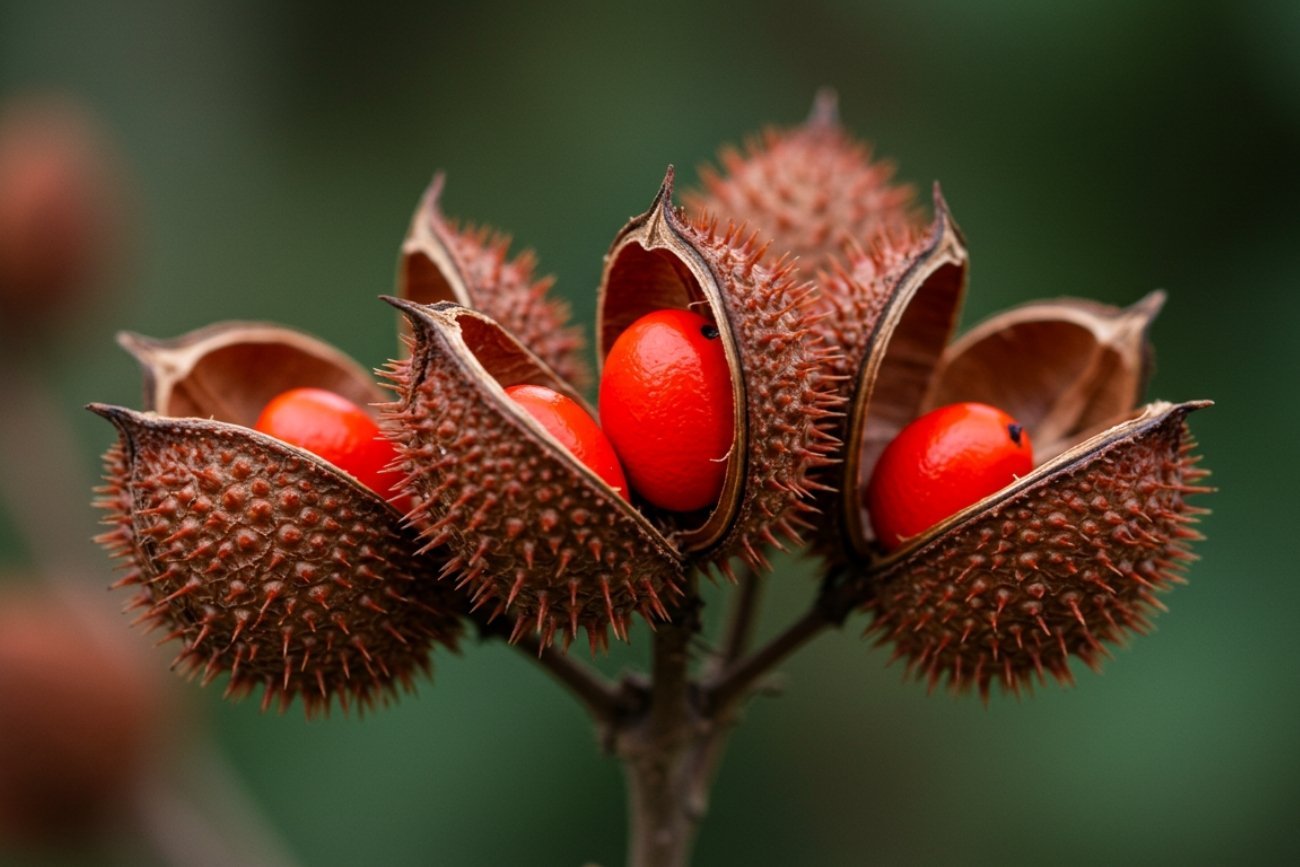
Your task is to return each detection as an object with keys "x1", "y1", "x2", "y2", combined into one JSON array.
[
  {"x1": 91, "y1": 322, "x2": 463, "y2": 714},
  {"x1": 397, "y1": 174, "x2": 589, "y2": 387},
  {"x1": 383, "y1": 300, "x2": 684, "y2": 650},
  {"x1": 117, "y1": 321, "x2": 382, "y2": 425},
  {"x1": 838, "y1": 194, "x2": 968, "y2": 557},
  {"x1": 923, "y1": 291, "x2": 1164, "y2": 462},
  {"x1": 865, "y1": 400, "x2": 1211, "y2": 697},
  {"x1": 597, "y1": 169, "x2": 843, "y2": 573}
]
